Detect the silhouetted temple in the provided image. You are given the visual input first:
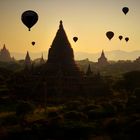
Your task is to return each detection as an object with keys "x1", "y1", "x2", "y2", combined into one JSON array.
[
  {"x1": 40, "y1": 54, "x2": 45, "y2": 64},
  {"x1": 135, "y1": 56, "x2": 140, "y2": 63},
  {"x1": 98, "y1": 50, "x2": 108, "y2": 66},
  {"x1": 25, "y1": 51, "x2": 32, "y2": 68},
  {"x1": 45, "y1": 21, "x2": 81, "y2": 77},
  {"x1": 43, "y1": 21, "x2": 83, "y2": 97},
  {"x1": 86, "y1": 64, "x2": 93, "y2": 76},
  {"x1": 0, "y1": 44, "x2": 14, "y2": 62}
]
